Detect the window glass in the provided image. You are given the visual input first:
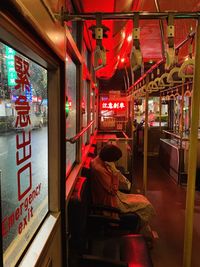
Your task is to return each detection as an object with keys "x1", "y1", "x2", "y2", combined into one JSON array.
[
  {"x1": 183, "y1": 96, "x2": 190, "y2": 132},
  {"x1": 67, "y1": 21, "x2": 77, "y2": 44},
  {"x1": 82, "y1": 80, "x2": 88, "y2": 146},
  {"x1": 134, "y1": 97, "x2": 168, "y2": 127},
  {"x1": 66, "y1": 0, "x2": 77, "y2": 43},
  {"x1": 90, "y1": 90, "x2": 94, "y2": 135},
  {"x1": 99, "y1": 94, "x2": 127, "y2": 131},
  {"x1": 173, "y1": 95, "x2": 190, "y2": 133},
  {"x1": 66, "y1": 55, "x2": 76, "y2": 175},
  {"x1": 83, "y1": 43, "x2": 90, "y2": 71},
  {"x1": 0, "y1": 43, "x2": 48, "y2": 267}
]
